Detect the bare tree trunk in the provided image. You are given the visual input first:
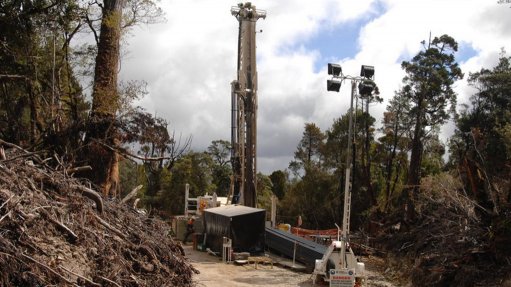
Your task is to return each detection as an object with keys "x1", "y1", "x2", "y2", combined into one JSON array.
[
  {"x1": 402, "y1": 108, "x2": 423, "y2": 221},
  {"x1": 86, "y1": 0, "x2": 124, "y2": 197},
  {"x1": 407, "y1": 114, "x2": 423, "y2": 193}
]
